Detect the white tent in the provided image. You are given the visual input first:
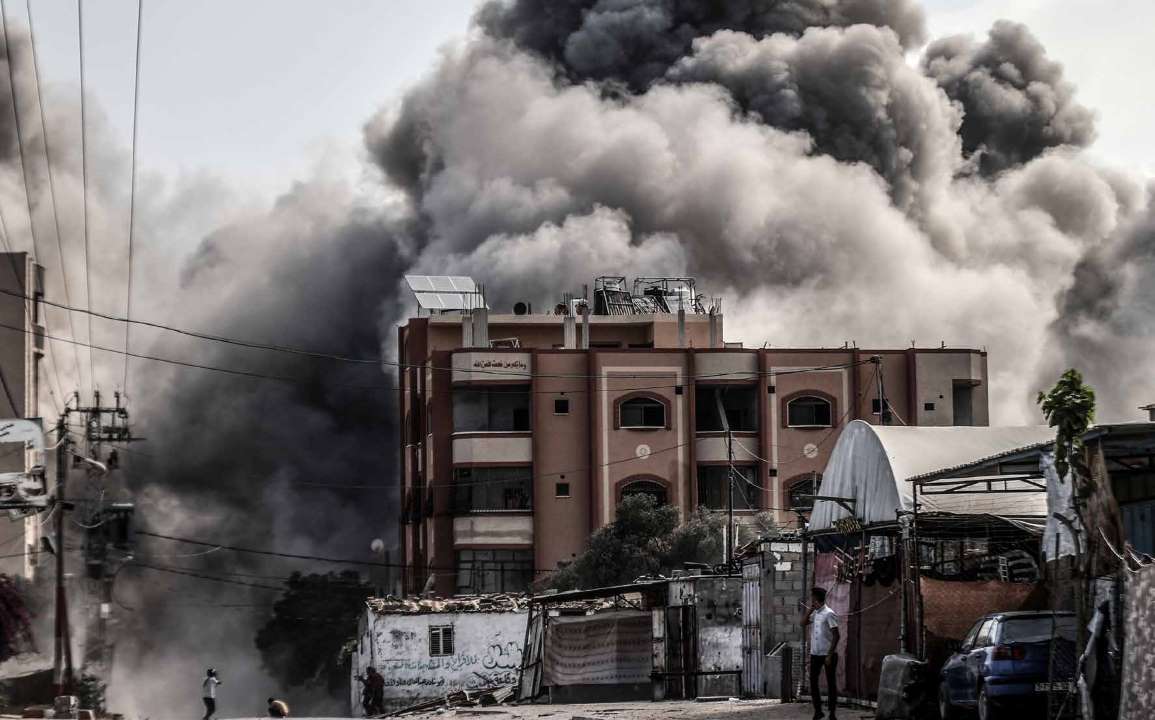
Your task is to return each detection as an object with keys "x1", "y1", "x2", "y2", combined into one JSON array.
[{"x1": 808, "y1": 420, "x2": 1056, "y2": 532}]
